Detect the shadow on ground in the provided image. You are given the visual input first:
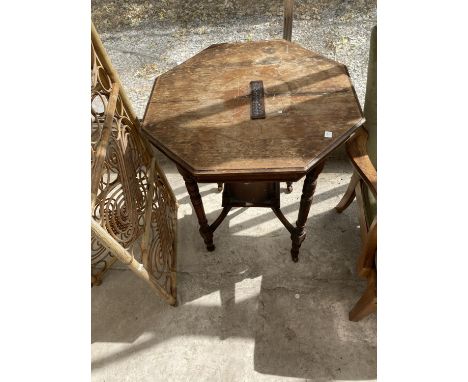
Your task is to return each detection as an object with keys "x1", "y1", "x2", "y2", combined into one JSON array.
[{"x1": 92, "y1": 159, "x2": 376, "y2": 381}]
